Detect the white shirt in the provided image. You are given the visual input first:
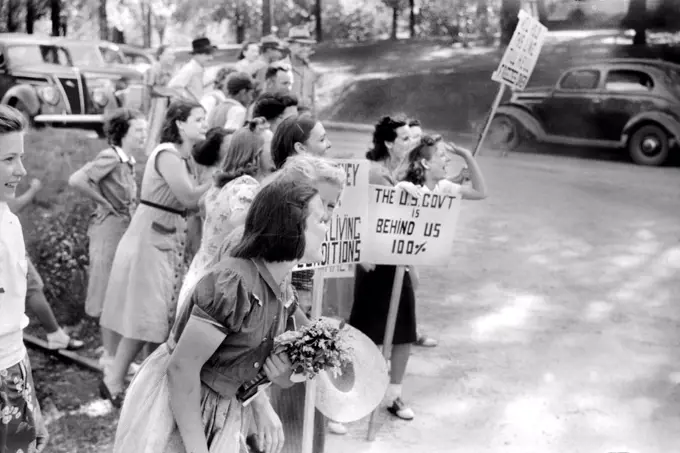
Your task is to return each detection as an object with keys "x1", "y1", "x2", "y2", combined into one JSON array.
[
  {"x1": 224, "y1": 104, "x2": 247, "y2": 130},
  {"x1": 168, "y1": 59, "x2": 205, "y2": 103},
  {"x1": 200, "y1": 90, "x2": 227, "y2": 119},
  {"x1": 431, "y1": 179, "x2": 462, "y2": 196},
  {"x1": 0, "y1": 202, "x2": 29, "y2": 370}
]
